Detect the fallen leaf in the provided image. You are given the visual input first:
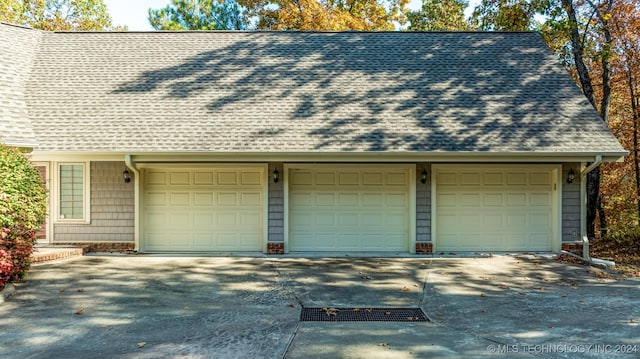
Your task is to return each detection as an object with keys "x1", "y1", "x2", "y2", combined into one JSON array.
[
  {"x1": 378, "y1": 342, "x2": 389, "y2": 347},
  {"x1": 137, "y1": 342, "x2": 146, "y2": 348},
  {"x1": 401, "y1": 286, "x2": 411, "y2": 292},
  {"x1": 480, "y1": 293, "x2": 486, "y2": 297},
  {"x1": 288, "y1": 303, "x2": 295, "y2": 308},
  {"x1": 59, "y1": 288, "x2": 67, "y2": 293},
  {"x1": 77, "y1": 288, "x2": 84, "y2": 292},
  {"x1": 385, "y1": 311, "x2": 391, "y2": 315},
  {"x1": 75, "y1": 308, "x2": 84, "y2": 315},
  {"x1": 352, "y1": 308, "x2": 361, "y2": 312}
]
